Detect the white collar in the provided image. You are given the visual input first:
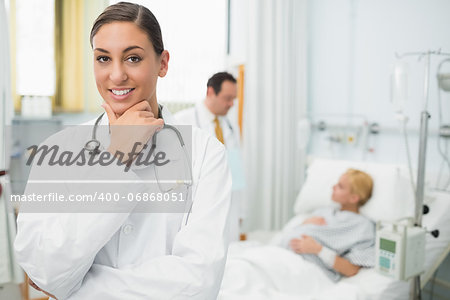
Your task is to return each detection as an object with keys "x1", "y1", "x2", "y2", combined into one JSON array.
[{"x1": 196, "y1": 100, "x2": 227, "y2": 127}]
